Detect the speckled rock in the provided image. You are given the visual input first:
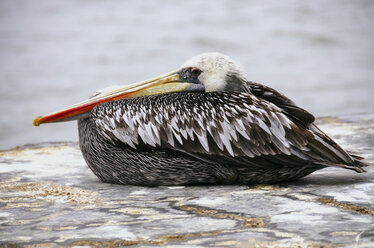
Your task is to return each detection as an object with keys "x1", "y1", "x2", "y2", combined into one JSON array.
[{"x1": 0, "y1": 113, "x2": 373, "y2": 248}]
